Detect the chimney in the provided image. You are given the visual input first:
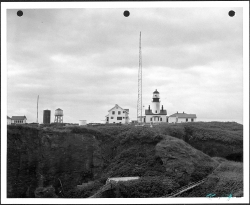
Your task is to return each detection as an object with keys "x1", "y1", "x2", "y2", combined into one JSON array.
[
  {"x1": 162, "y1": 105, "x2": 163, "y2": 110},
  {"x1": 149, "y1": 105, "x2": 150, "y2": 110},
  {"x1": 183, "y1": 111, "x2": 184, "y2": 114},
  {"x1": 177, "y1": 111, "x2": 178, "y2": 114}
]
